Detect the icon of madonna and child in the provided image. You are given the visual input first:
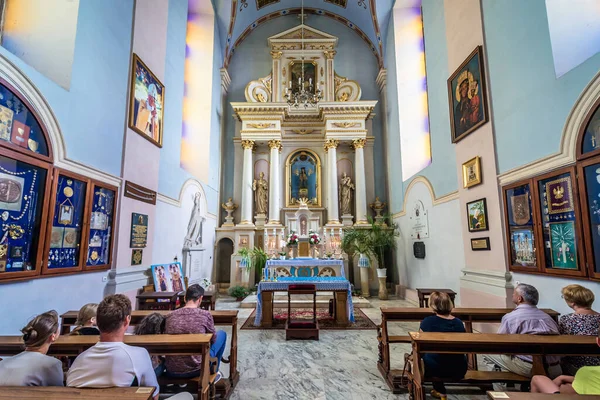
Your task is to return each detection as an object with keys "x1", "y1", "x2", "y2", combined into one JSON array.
[{"x1": 289, "y1": 151, "x2": 318, "y2": 205}]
